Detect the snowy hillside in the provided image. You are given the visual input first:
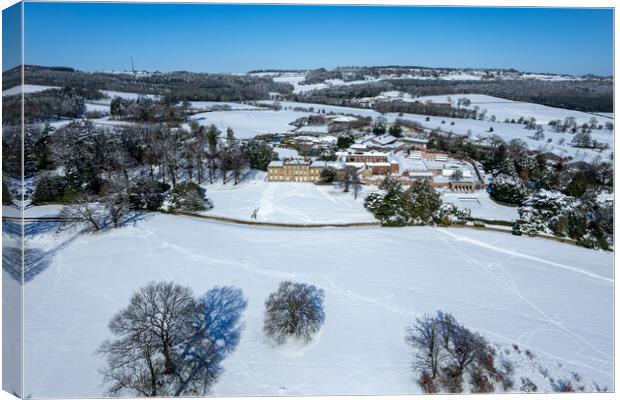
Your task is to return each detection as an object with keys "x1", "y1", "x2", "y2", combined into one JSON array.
[
  {"x1": 2, "y1": 84, "x2": 60, "y2": 96},
  {"x1": 190, "y1": 109, "x2": 312, "y2": 138},
  {"x1": 21, "y1": 215, "x2": 613, "y2": 397},
  {"x1": 415, "y1": 94, "x2": 614, "y2": 125}
]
